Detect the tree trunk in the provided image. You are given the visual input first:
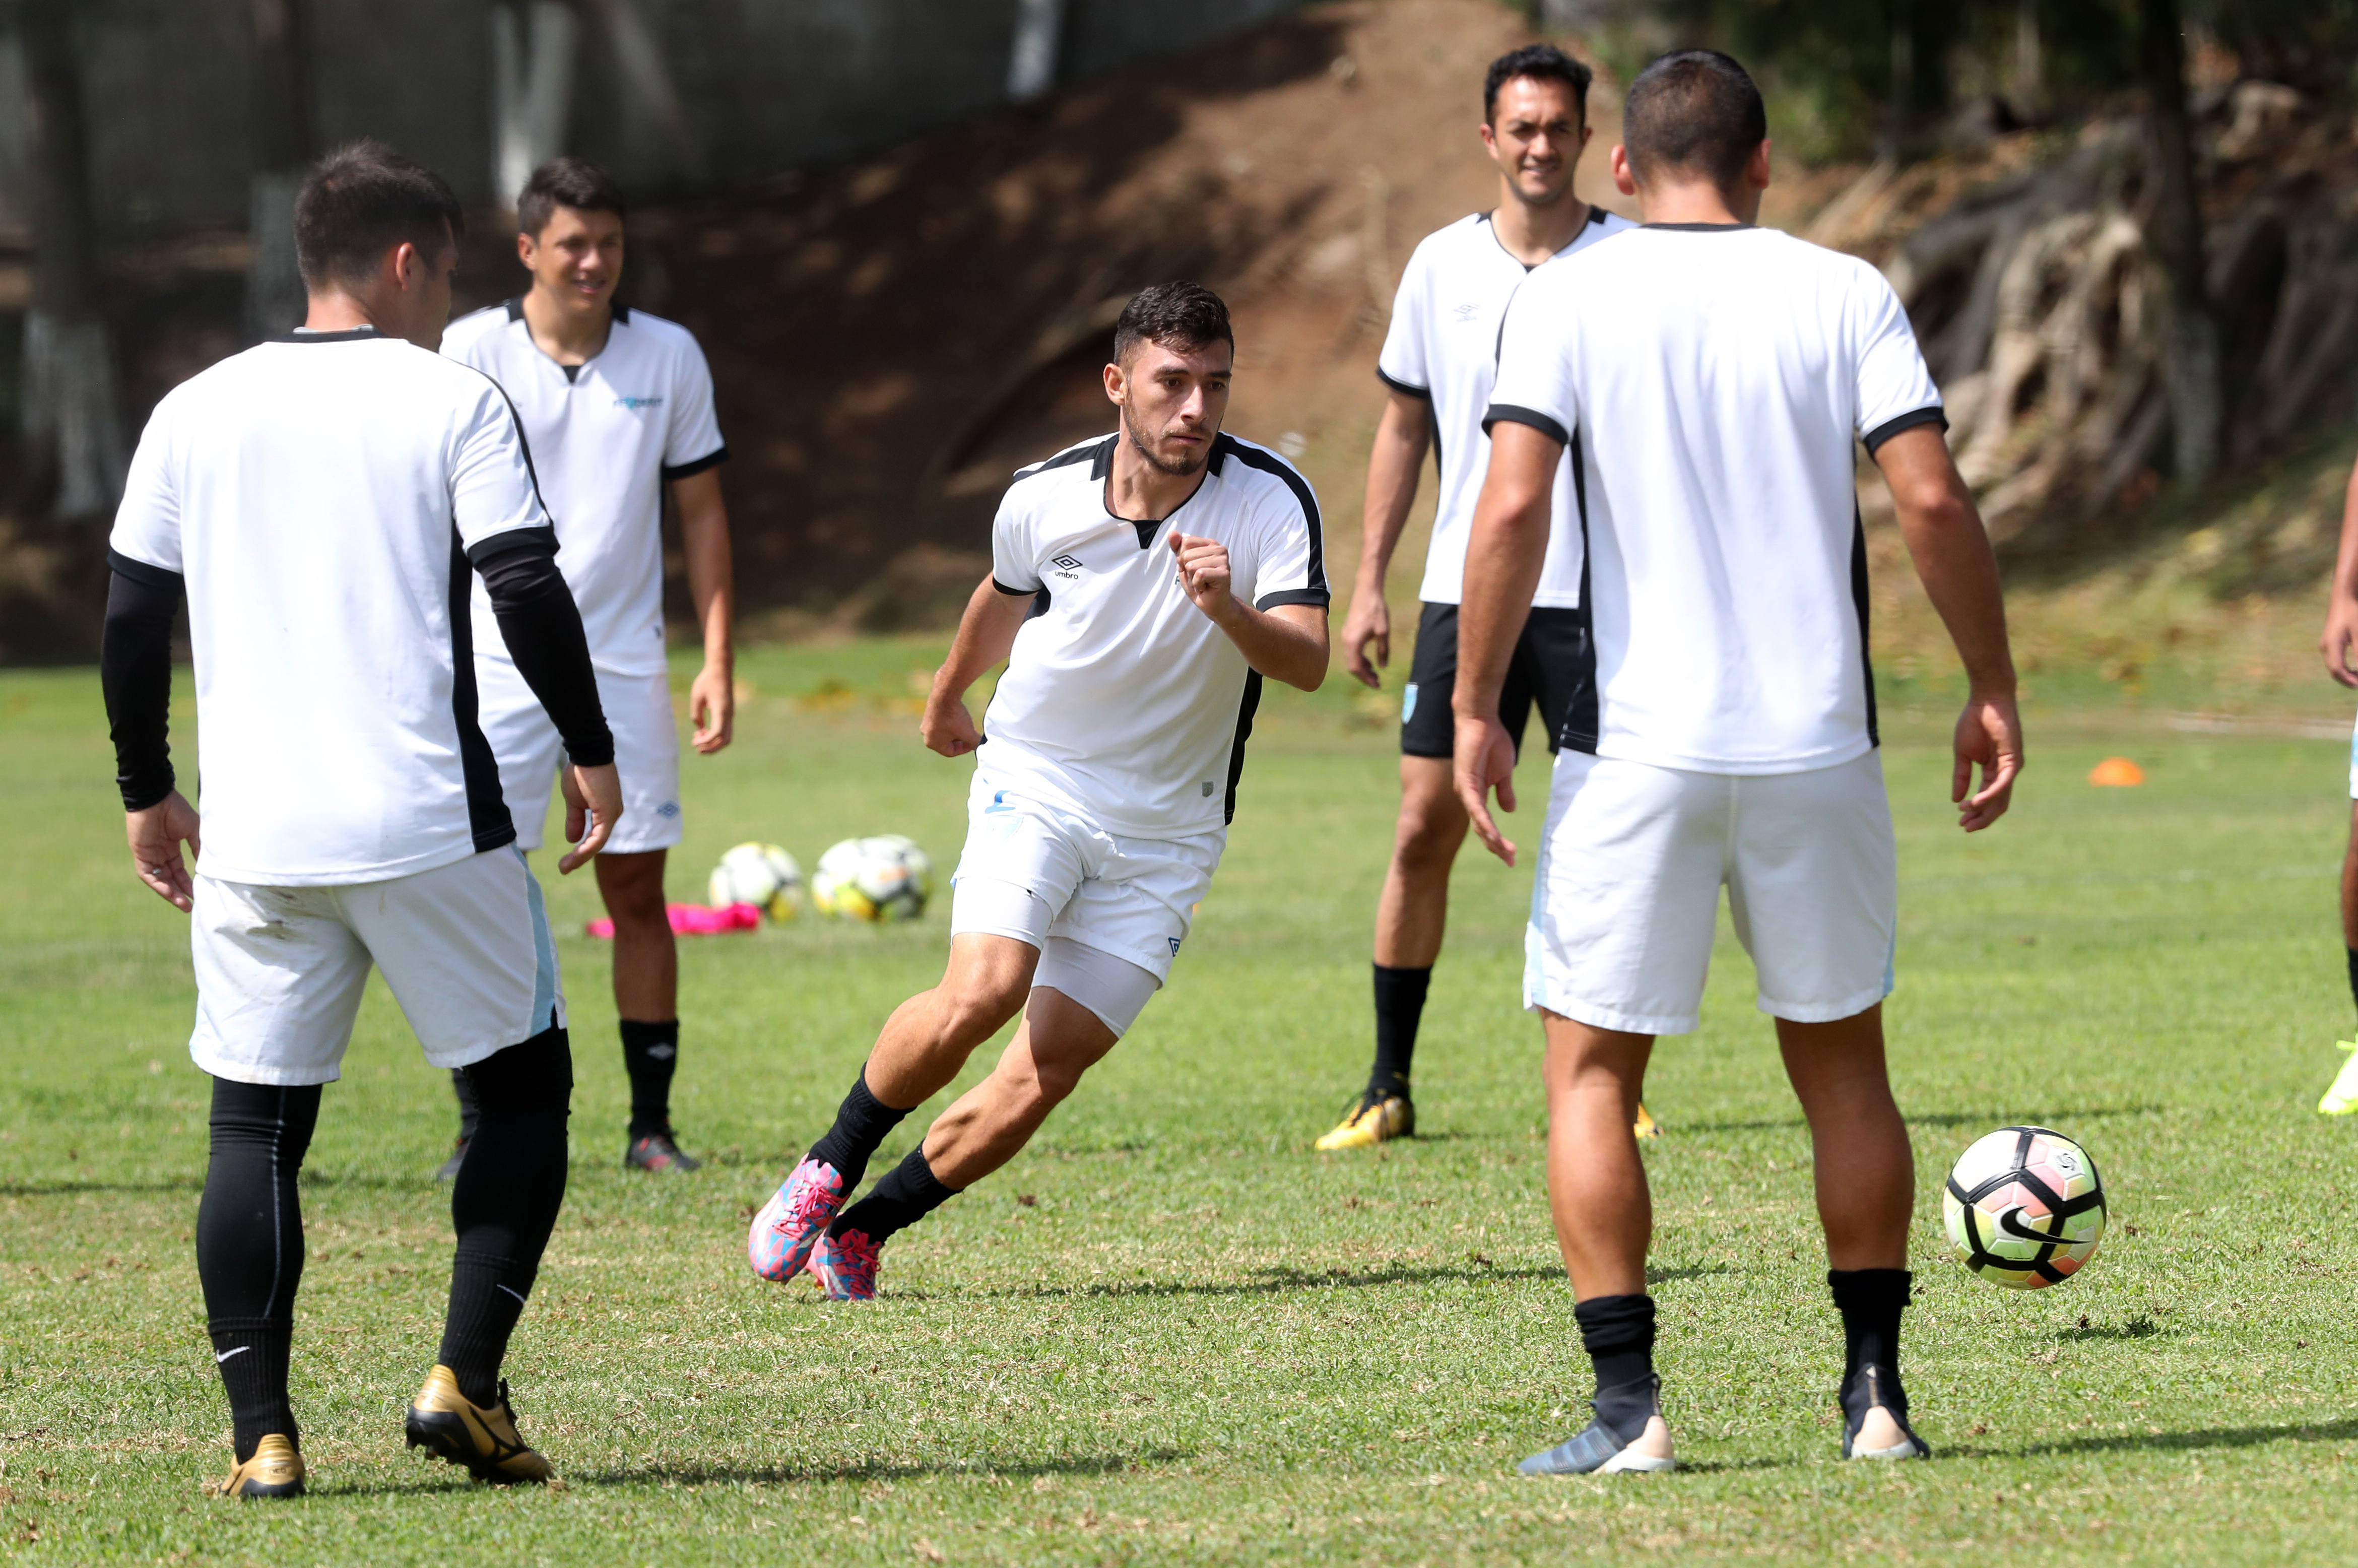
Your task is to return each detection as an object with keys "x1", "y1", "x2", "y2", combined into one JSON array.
[
  {"x1": 245, "y1": 0, "x2": 315, "y2": 344},
  {"x1": 17, "y1": 0, "x2": 124, "y2": 521},
  {"x1": 491, "y1": 1, "x2": 580, "y2": 210},
  {"x1": 1007, "y1": 0, "x2": 1066, "y2": 104},
  {"x1": 2012, "y1": 0, "x2": 2043, "y2": 121},
  {"x1": 2136, "y1": 0, "x2": 2222, "y2": 488}
]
